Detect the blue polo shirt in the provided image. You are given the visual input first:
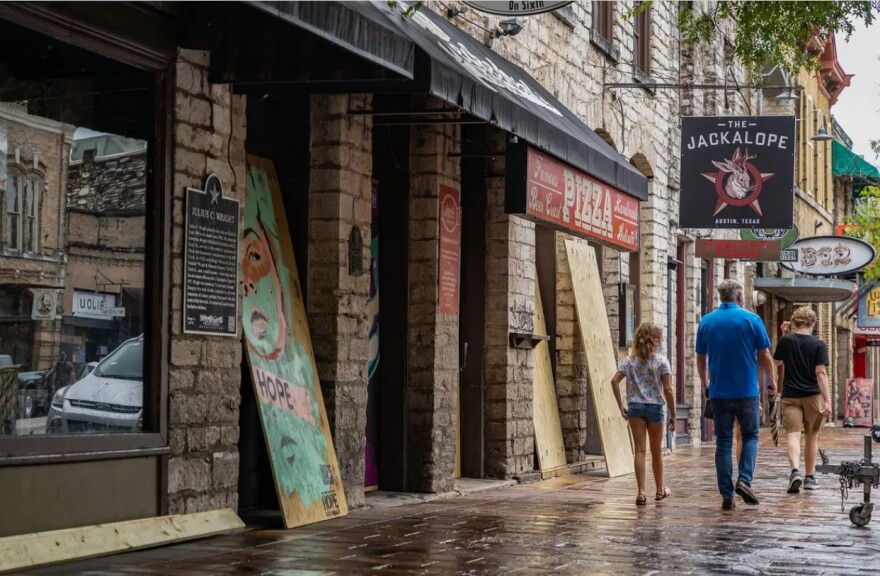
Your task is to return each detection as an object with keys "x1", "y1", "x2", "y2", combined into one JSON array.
[{"x1": 695, "y1": 302, "x2": 771, "y2": 398}]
